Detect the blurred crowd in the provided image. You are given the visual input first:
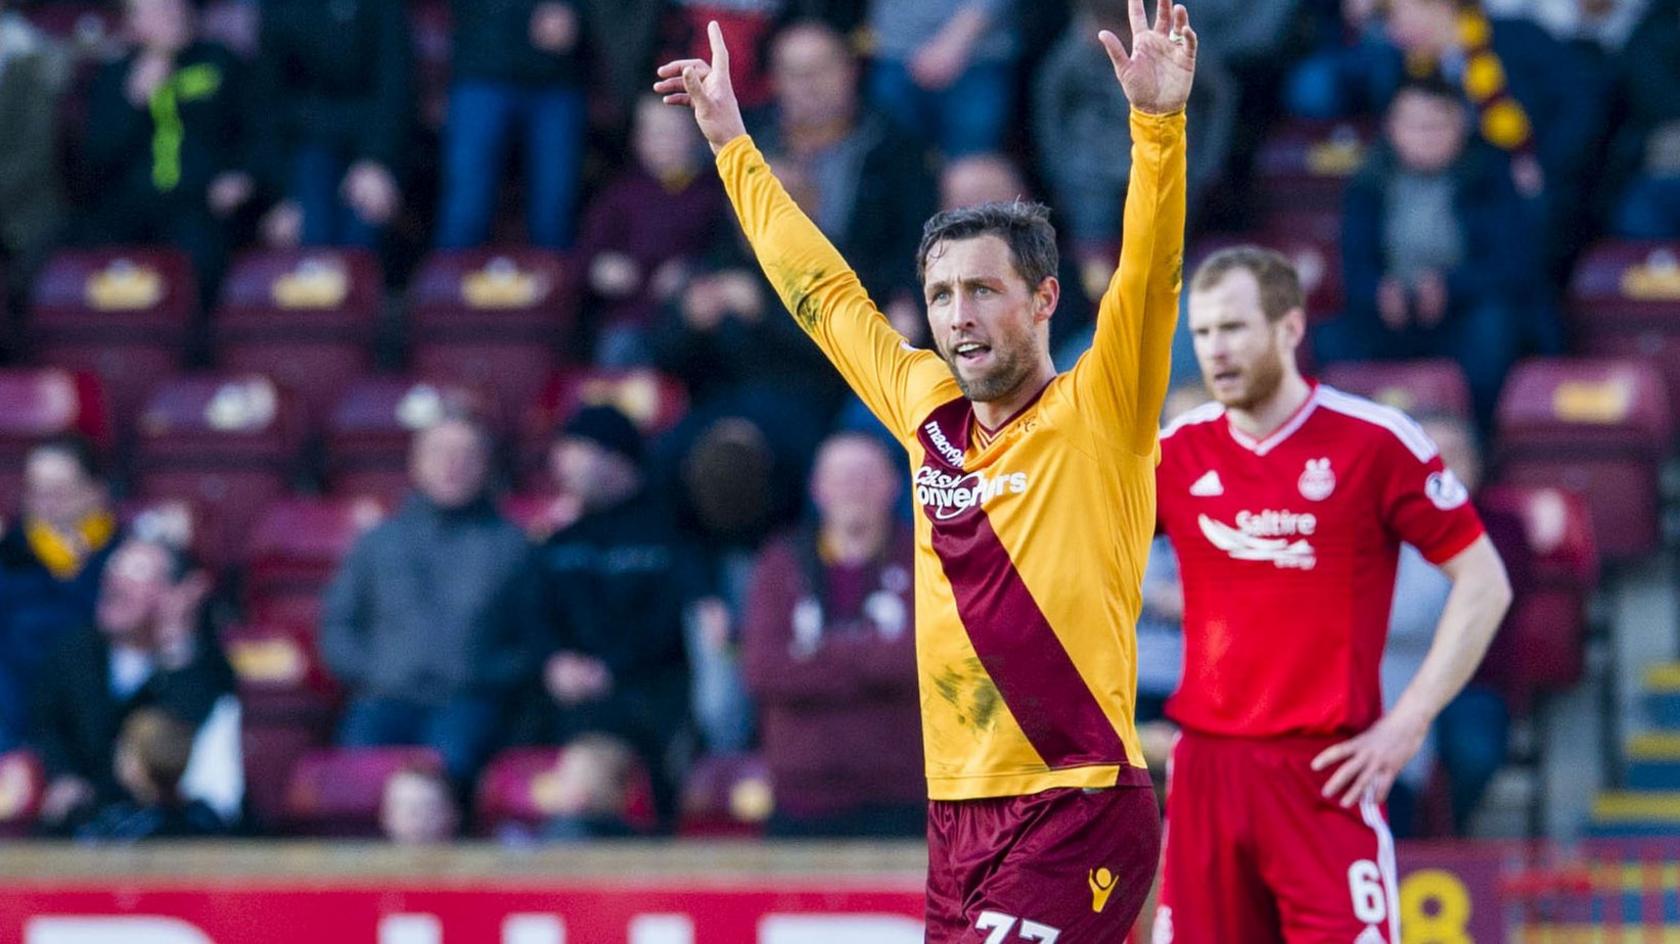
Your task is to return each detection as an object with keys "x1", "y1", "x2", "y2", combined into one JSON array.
[{"x1": 0, "y1": 0, "x2": 1675, "y2": 843}]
